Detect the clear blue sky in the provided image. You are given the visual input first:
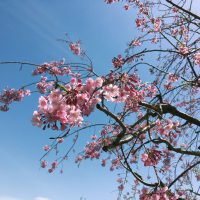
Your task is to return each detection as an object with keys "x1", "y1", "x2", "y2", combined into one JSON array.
[{"x1": 0, "y1": 1, "x2": 136, "y2": 200}]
